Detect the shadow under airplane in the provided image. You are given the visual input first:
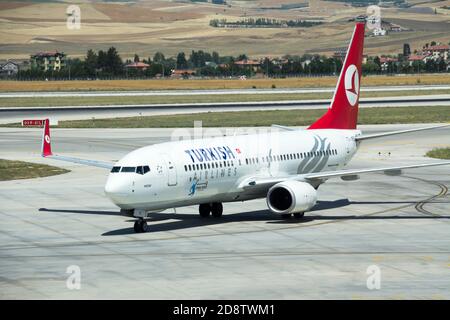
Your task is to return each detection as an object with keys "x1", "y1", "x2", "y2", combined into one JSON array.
[{"x1": 39, "y1": 198, "x2": 449, "y2": 237}]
